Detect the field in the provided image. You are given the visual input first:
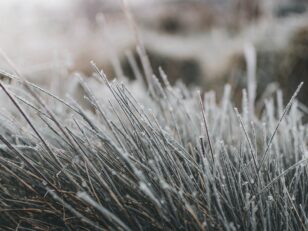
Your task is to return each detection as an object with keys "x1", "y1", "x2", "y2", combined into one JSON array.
[{"x1": 1, "y1": 0, "x2": 308, "y2": 230}]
